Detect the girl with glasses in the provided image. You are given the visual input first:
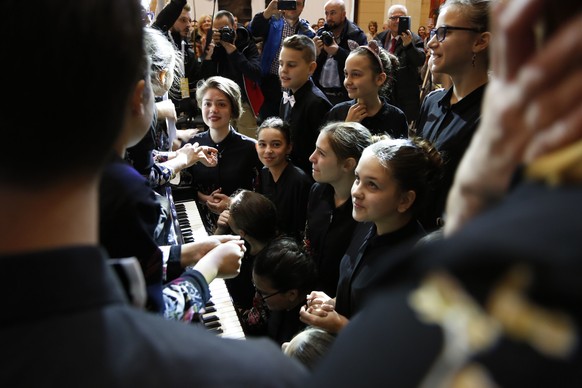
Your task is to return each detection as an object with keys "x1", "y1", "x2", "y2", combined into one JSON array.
[
  {"x1": 214, "y1": 189, "x2": 279, "y2": 336},
  {"x1": 252, "y1": 236, "x2": 318, "y2": 345},
  {"x1": 415, "y1": 0, "x2": 491, "y2": 232}
]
